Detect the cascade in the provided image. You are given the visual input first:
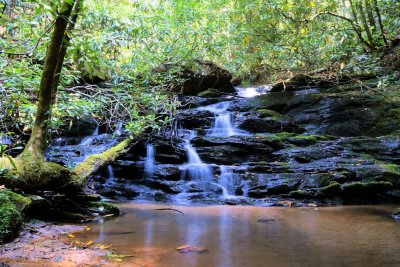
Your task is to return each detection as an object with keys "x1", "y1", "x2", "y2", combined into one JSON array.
[
  {"x1": 144, "y1": 144, "x2": 155, "y2": 178},
  {"x1": 235, "y1": 85, "x2": 271, "y2": 98},
  {"x1": 0, "y1": 135, "x2": 12, "y2": 145},
  {"x1": 208, "y1": 113, "x2": 236, "y2": 137},
  {"x1": 180, "y1": 141, "x2": 213, "y2": 182},
  {"x1": 219, "y1": 166, "x2": 240, "y2": 198},
  {"x1": 107, "y1": 165, "x2": 115, "y2": 180},
  {"x1": 80, "y1": 126, "x2": 100, "y2": 145},
  {"x1": 200, "y1": 101, "x2": 249, "y2": 137},
  {"x1": 114, "y1": 122, "x2": 123, "y2": 136}
]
